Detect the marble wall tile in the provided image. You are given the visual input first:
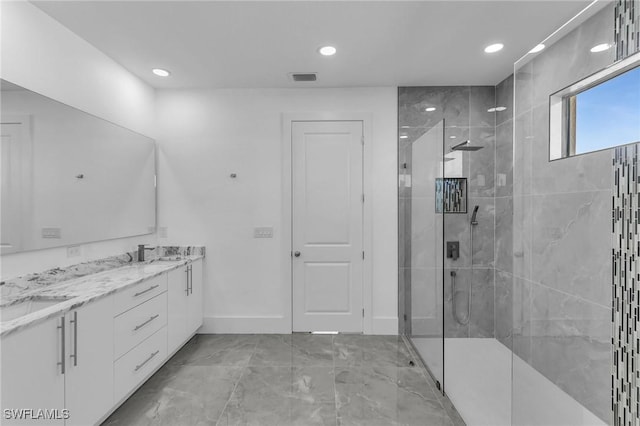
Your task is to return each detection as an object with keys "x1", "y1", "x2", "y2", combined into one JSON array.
[
  {"x1": 398, "y1": 86, "x2": 470, "y2": 129},
  {"x1": 495, "y1": 75, "x2": 514, "y2": 126},
  {"x1": 495, "y1": 120, "x2": 513, "y2": 198},
  {"x1": 443, "y1": 215, "x2": 471, "y2": 269},
  {"x1": 469, "y1": 86, "x2": 496, "y2": 128},
  {"x1": 468, "y1": 197, "x2": 495, "y2": 268},
  {"x1": 529, "y1": 104, "x2": 613, "y2": 195},
  {"x1": 443, "y1": 268, "x2": 470, "y2": 338},
  {"x1": 512, "y1": 196, "x2": 533, "y2": 281},
  {"x1": 512, "y1": 277, "x2": 532, "y2": 363},
  {"x1": 494, "y1": 270, "x2": 513, "y2": 349},
  {"x1": 531, "y1": 5, "x2": 615, "y2": 109},
  {"x1": 530, "y1": 190, "x2": 611, "y2": 305},
  {"x1": 411, "y1": 197, "x2": 439, "y2": 269},
  {"x1": 529, "y1": 284, "x2": 611, "y2": 422},
  {"x1": 513, "y1": 111, "x2": 533, "y2": 198},
  {"x1": 495, "y1": 196, "x2": 513, "y2": 274},
  {"x1": 469, "y1": 127, "x2": 496, "y2": 198},
  {"x1": 514, "y1": 61, "x2": 534, "y2": 116},
  {"x1": 469, "y1": 268, "x2": 495, "y2": 338}
]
